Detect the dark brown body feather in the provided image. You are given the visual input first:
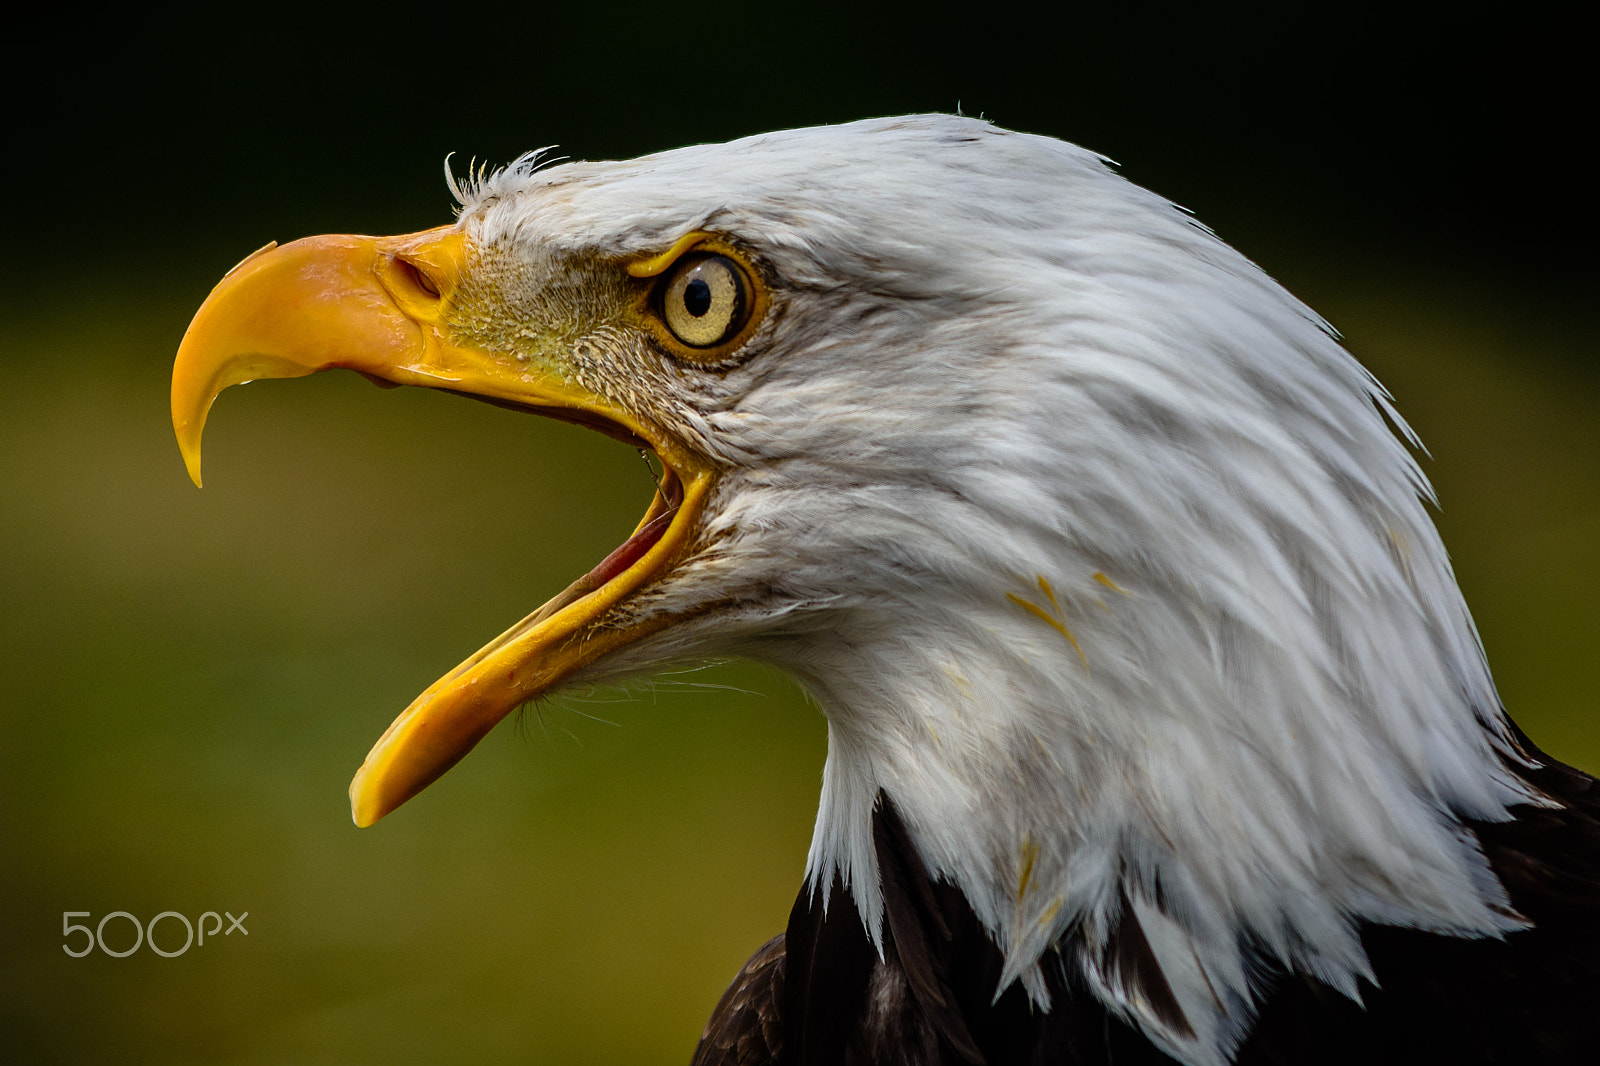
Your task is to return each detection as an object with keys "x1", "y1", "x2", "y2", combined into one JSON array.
[{"x1": 692, "y1": 727, "x2": 1600, "y2": 1065}]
